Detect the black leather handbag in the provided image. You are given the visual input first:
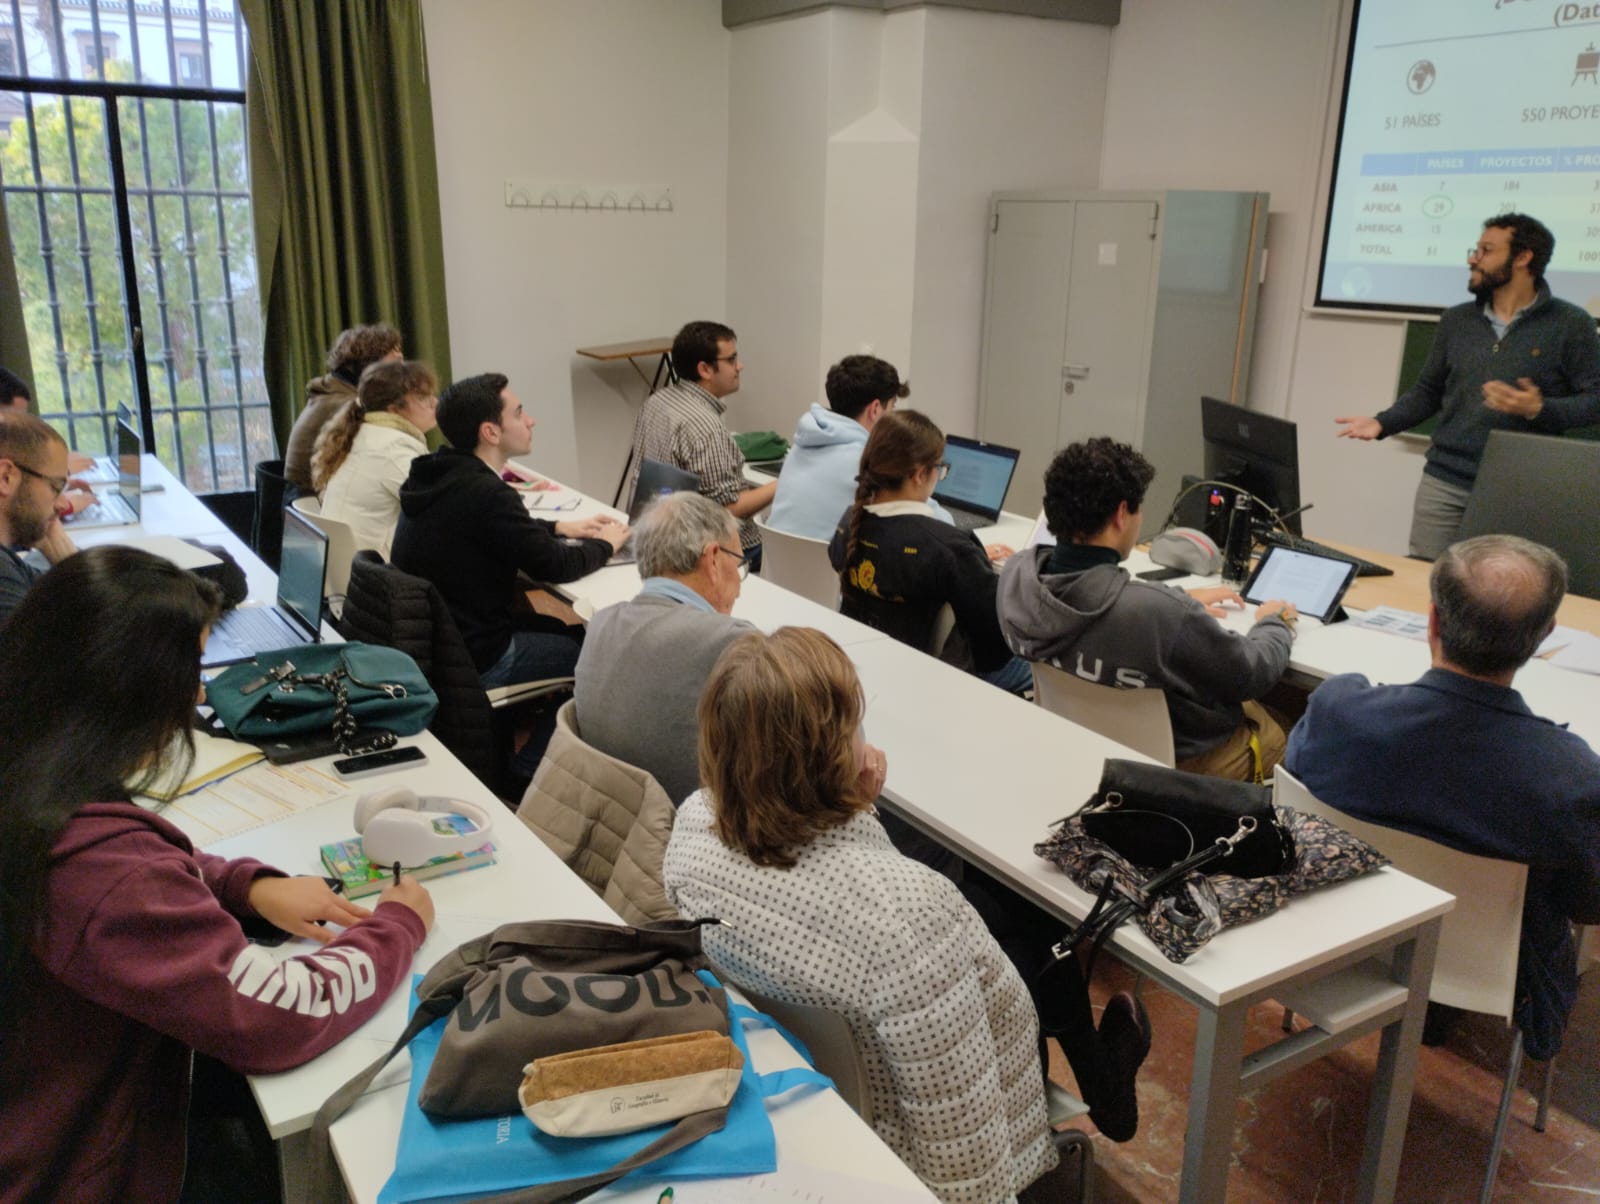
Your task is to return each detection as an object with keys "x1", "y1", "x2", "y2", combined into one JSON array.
[{"x1": 1077, "y1": 759, "x2": 1295, "y2": 880}]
